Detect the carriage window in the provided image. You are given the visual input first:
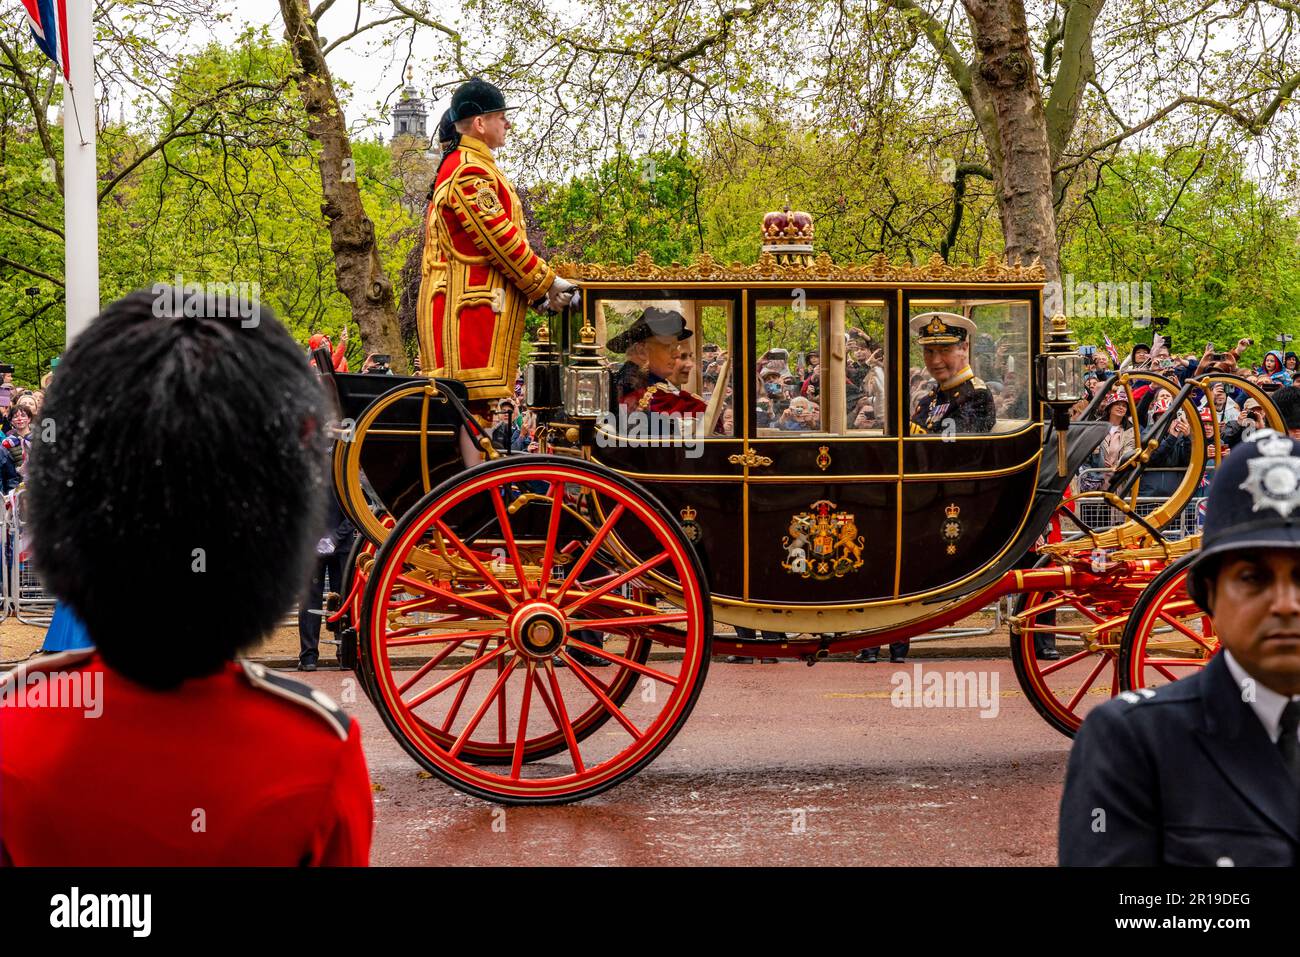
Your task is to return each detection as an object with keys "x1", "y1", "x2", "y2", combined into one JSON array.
[
  {"x1": 754, "y1": 297, "x2": 890, "y2": 435},
  {"x1": 596, "y1": 298, "x2": 736, "y2": 437},
  {"x1": 907, "y1": 298, "x2": 1032, "y2": 435},
  {"x1": 844, "y1": 301, "x2": 889, "y2": 434},
  {"x1": 755, "y1": 298, "x2": 823, "y2": 434}
]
